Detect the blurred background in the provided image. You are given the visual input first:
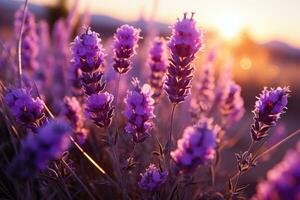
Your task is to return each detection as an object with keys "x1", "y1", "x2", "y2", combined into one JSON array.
[{"x1": 0, "y1": 0, "x2": 300, "y2": 196}]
